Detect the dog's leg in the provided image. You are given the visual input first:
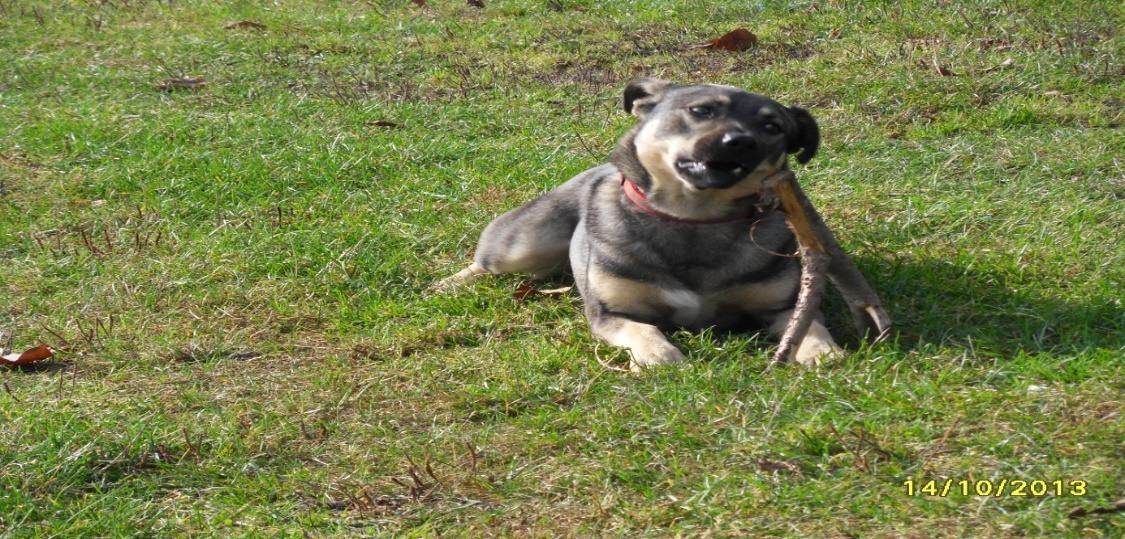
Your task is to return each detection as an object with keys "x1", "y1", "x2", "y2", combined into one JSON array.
[
  {"x1": 589, "y1": 313, "x2": 687, "y2": 371},
  {"x1": 433, "y1": 175, "x2": 589, "y2": 292},
  {"x1": 768, "y1": 310, "x2": 842, "y2": 366},
  {"x1": 569, "y1": 222, "x2": 685, "y2": 371}
]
